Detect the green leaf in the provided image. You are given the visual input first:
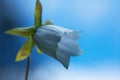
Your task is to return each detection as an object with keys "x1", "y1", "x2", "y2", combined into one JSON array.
[
  {"x1": 34, "y1": 0, "x2": 42, "y2": 28},
  {"x1": 43, "y1": 20, "x2": 54, "y2": 26},
  {"x1": 35, "y1": 45, "x2": 43, "y2": 54},
  {"x1": 5, "y1": 27, "x2": 35, "y2": 37},
  {"x1": 16, "y1": 37, "x2": 34, "y2": 62}
]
